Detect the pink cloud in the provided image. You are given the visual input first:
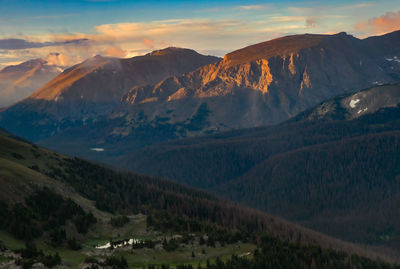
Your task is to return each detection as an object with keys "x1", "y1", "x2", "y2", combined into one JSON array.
[
  {"x1": 356, "y1": 11, "x2": 400, "y2": 35},
  {"x1": 305, "y1": 18, "x2": 316, "y2": 28}
]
